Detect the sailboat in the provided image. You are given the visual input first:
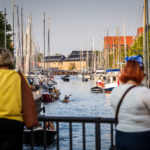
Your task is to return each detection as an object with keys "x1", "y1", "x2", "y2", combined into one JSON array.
[
  {"x1": 22, "y1": 14, "x2": 43, "y2": 112},
  {"x1": 41, "y1": 14, "x2": 61, "y2": 102}
]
